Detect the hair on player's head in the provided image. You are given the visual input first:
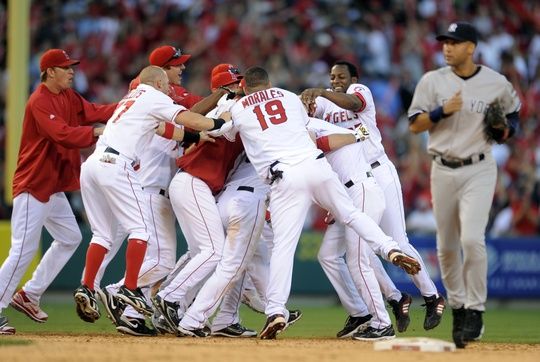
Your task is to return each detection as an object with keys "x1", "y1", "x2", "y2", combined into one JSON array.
[
  {"x1": 140, "y1": 65, "x2": 167, "y2": 85},
  {"x1": 333, "y1": 60, "x2": 359, "y2": 78},
  {"x1": 244, "y1": 66, "x2": 270, "y2": 88}
]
